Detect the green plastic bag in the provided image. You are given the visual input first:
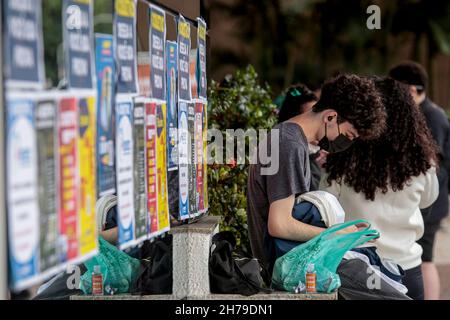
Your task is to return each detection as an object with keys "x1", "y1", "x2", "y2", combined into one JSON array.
[
  {"x1": 271, "y1": 219, "x2": 380, "y2": 293},
  {"x1": 80, "y1": 237, "x2": 141, "y2": 295}
]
